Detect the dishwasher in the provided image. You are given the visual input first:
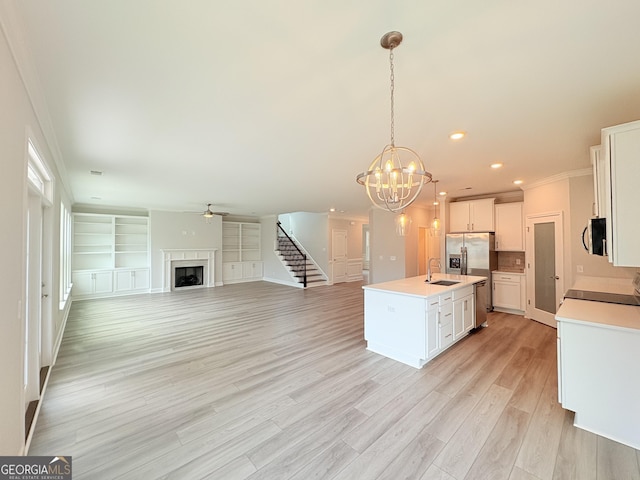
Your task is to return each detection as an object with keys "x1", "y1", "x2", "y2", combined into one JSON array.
[{"x1": 474, "y1": 280, "x2": 488, "y2": 327}]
